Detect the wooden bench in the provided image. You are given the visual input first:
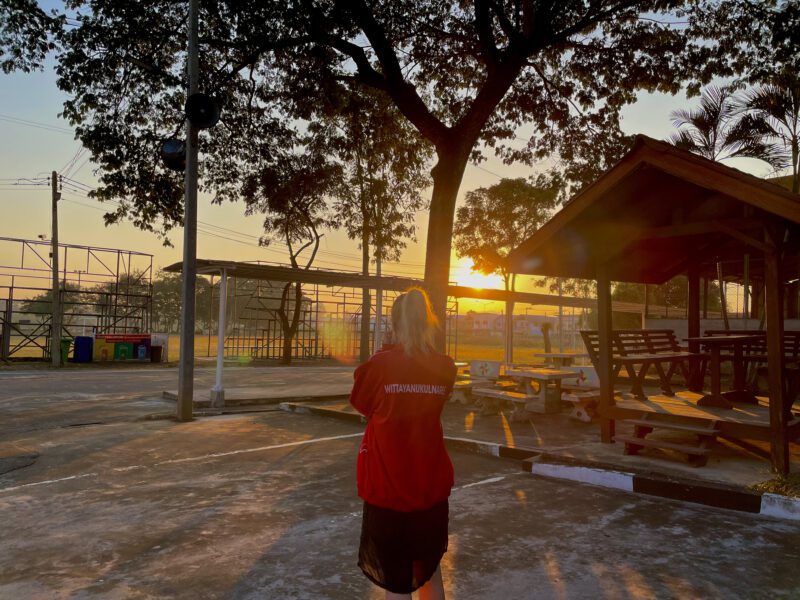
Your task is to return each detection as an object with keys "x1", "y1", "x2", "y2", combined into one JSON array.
[
  {"x1": 615, "y1": 415, "x2": 719, "y2": 467},
  {"x1": 581, "y1": 329, "x2": 704, "y2": 398}
]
